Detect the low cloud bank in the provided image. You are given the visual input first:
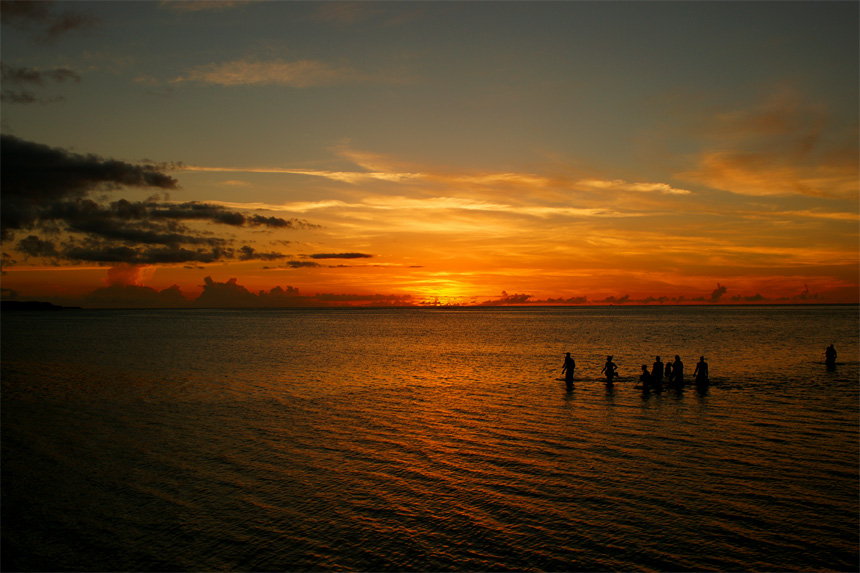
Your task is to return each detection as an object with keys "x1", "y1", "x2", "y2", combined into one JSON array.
[{"x1": 9, "y1": 278, "x2": 832, "y2": 309}]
